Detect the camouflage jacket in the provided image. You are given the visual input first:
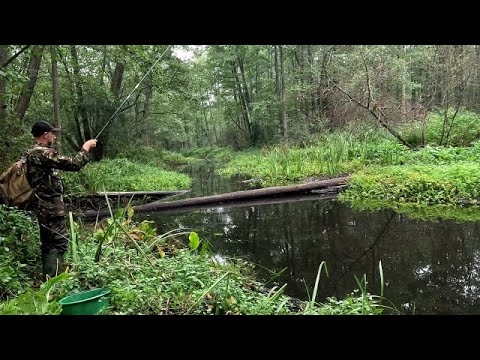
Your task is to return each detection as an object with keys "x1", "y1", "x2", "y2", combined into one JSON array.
[{"x1": 26, "y1": 143, "x2": 91, "y2": 218}]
